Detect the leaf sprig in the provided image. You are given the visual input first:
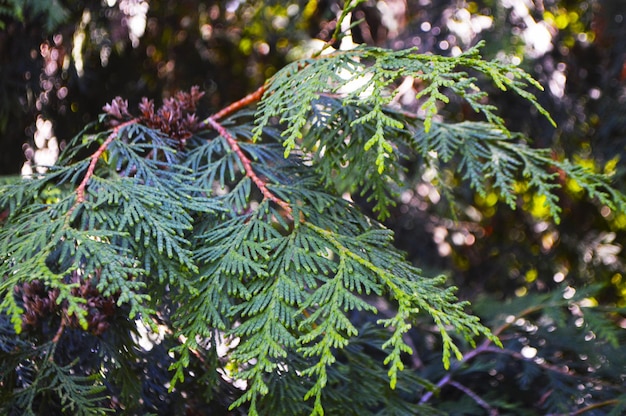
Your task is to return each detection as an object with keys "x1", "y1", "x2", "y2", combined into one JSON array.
[{"x1": 1, "y1": 25, "x2": 625, "y2": 416}]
